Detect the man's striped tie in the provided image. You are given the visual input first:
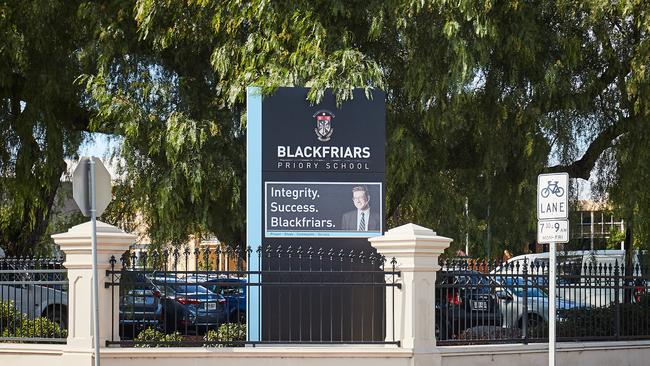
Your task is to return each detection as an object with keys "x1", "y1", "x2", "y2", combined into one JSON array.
[{"x1": 359, "y1": 212, "x2": 366, "y2": 231}]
